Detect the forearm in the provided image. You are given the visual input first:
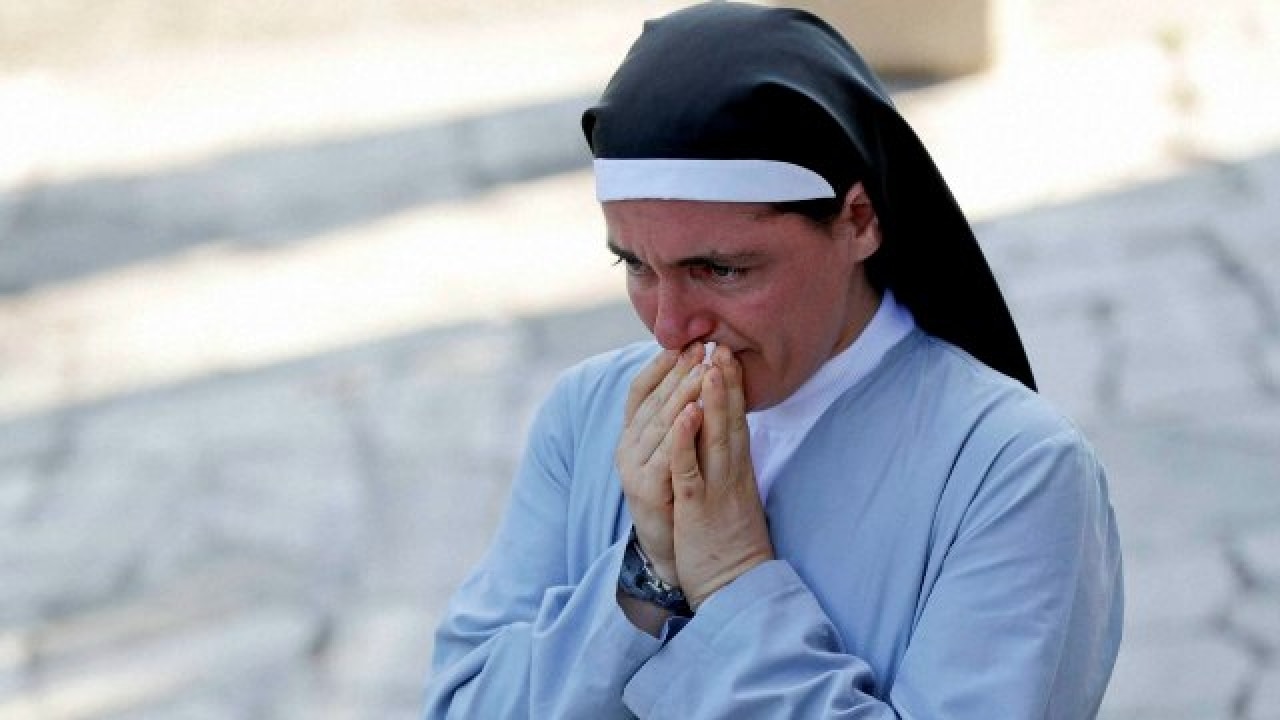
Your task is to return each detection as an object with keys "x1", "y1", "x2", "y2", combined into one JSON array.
[
  {"x1": 427, "y1": 539, "x2": 662, "y2": 719},
  {"x1": 625, "y1": 560, "x2": 898, "y2": 719}
]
